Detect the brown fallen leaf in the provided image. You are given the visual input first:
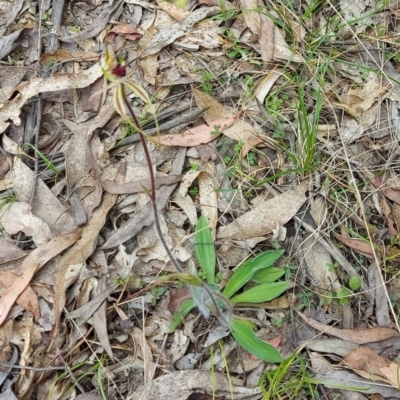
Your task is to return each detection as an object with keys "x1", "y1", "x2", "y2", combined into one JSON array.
[
  {"x1": 10, "y1": 152, "x2": 77, "y2": 235},
  {"x1": 196, "y1": 160, "x2": 219, "y2": 239},
  {"x1": 1, "y1": 201, "x2": 53, "y2": 246},
  {"x1": 310, "y1": 352, "x2": 400, "y2": 398},
  {"x1": 333, "y1": 232, "x2": 377, "y2": 258},
  {"x1": 153, "y1": 116, "x2": 236, "y2": 147},
  {"x1": 381, "y1": 197, "x2": 397, "y2": 236},
  {"x1": 373, "y1": 177, "x2": 400, "y2": 204},
  {"x1": 40, "y1": 48, "x2": 99, "y2": 65},
  {"x1": 0, "y1": 29, "x2": 25, "y2": 60},
  {"x1": 101, "y1": 174, "x2": 182, "y2": 195},
  {"x1": 341, "y1": 347, "x2": 400, "y2": 388},
  {"x1": 297, "y1": 310, "x2": 400, "y2": 344},
  {"x1": 90, "y1": 147, "x2": 182, "y2": 194},
  {"x1": 0, "y1": 238, "x2": 26, "y2": 263},
  {"x1": 52, "y1": 192, "x2": 116, "y2": 332},
  {"x1": 192, "y1": 87, "x2": 261, "y2": 143},
  {"x1": 240, "y1": 136, "x2": 266, "y2": 158},
  {"x1": 0, "y1": 232, "x2": 80, "y2": 325},
  {"x1": 92, "y1": 276, "x2": 114, "y2": 360},
  {"x1": 0, "y1": 67, "x2": 28, "y2": 104},
  {"x1": 128, "y1": 370, "x2": 261, "y2": 400},
  {"x1": 65, "y1": 103, "x2": 115, "y2": 194},
  {"x1": 217, "y1": 181, "x2": 309, "y2": 240},
  {"x1": 0, "y1": 63, "x2": 103, "y2": 133},
  {"x1": 301, "y1": 232, "x2": 341, "y2": 295},
  {"x1": 258, "y1": 1, "x2": 274, "y2": 66},
  {"x1": 58, "y1": 0, "x2": 124, "y2": 43},
  {"x1": 110, "y1": 22, "x2": 141, "y2": 36},
  {"x1": 157, "y1": 1, "x2": 190, "y2": 20},
  {"x1": 0, "y1": 271, "x2": 40, "y2": 320},
  {"x1": 100, "y1": 148, "x2": 187, "y2": 250},
  {"x1": 140, "y1": 6, "x2": 220, "y2": 57}
]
